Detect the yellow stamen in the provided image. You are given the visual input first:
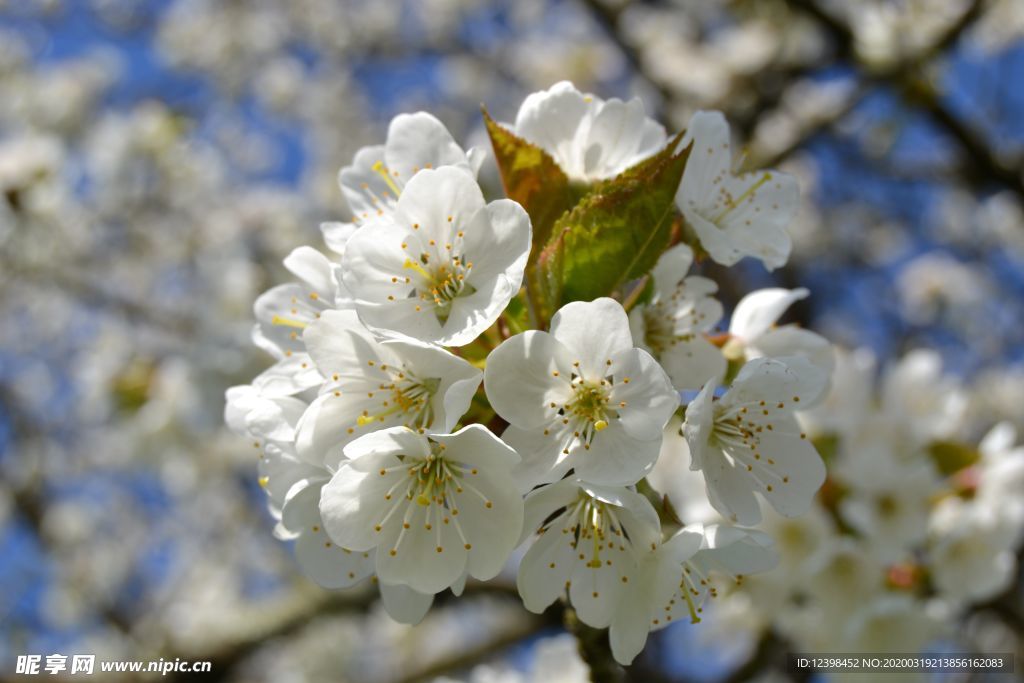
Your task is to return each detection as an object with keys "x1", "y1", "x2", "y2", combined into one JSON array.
[
  {"x1": 713, "y1": 172, "x2": 773, "y2": 223},
  {"x1": 416, "y1": 476, "x2": 435, "y2": 506},
  {"x1": 371, "y1": 160, "x2": 402, "y2": 197},
  {"x1": 403, "y1": 258, "x2": 432, "y2": 281},
  {"x1": 594, "y1": 419, "x2": 609, "y2": 432},
  {"x1": 271, "y1": 315, "x2": 308, "y2": 329}
]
